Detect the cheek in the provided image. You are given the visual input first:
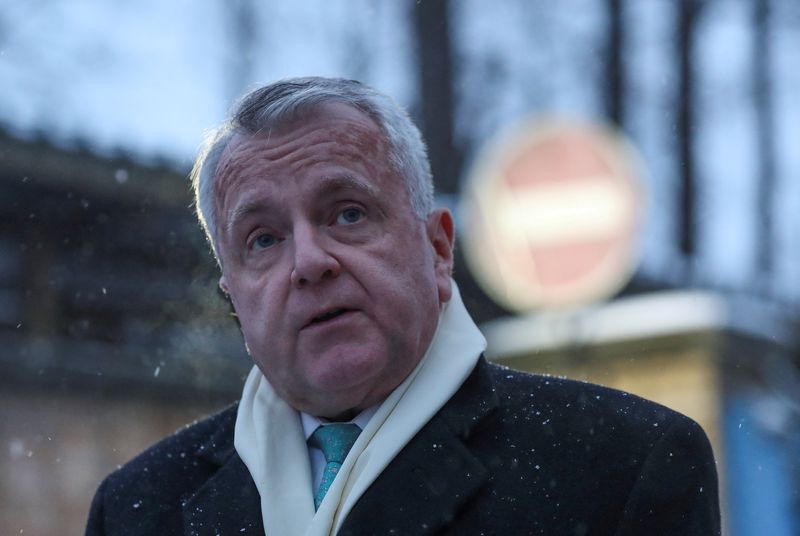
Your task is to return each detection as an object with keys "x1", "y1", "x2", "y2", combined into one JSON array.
[
  {"x1": 372, "y1": 262, "x2": 439, "y2": 333},
  {"x1": 228, "y1": 281, "x2": 281, "y2": 339},
  {"x1": 395, "y1": 245, "x2": 438, "y2": 295}
]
